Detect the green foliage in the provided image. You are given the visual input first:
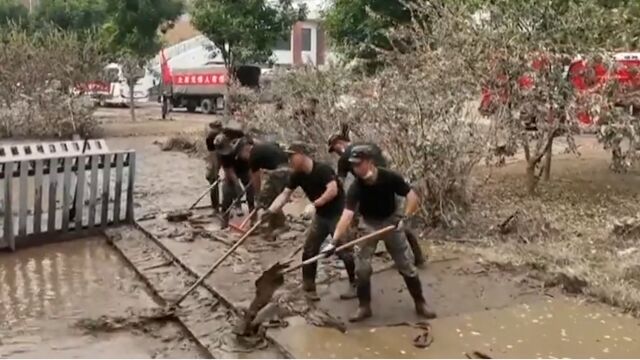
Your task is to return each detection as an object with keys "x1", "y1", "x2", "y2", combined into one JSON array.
[
  {"x1": 0, "y1": 0, "x2": 28, "y2": 26},
  {"x1": 323, "y1": 0, "x2": 411, "y2": 67},
  {"x1": 33, "y1": 0, "x2": 108, "y2": 31},
  {"x1": 191, "y1": 0, "x2": 305, "y2": 69},
  {"x1": 0, "y1": 24, "x2": 106, "y2": 138},
  {"x1": 102, "y1": 0, "x2": 183, "y2": 58}
]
